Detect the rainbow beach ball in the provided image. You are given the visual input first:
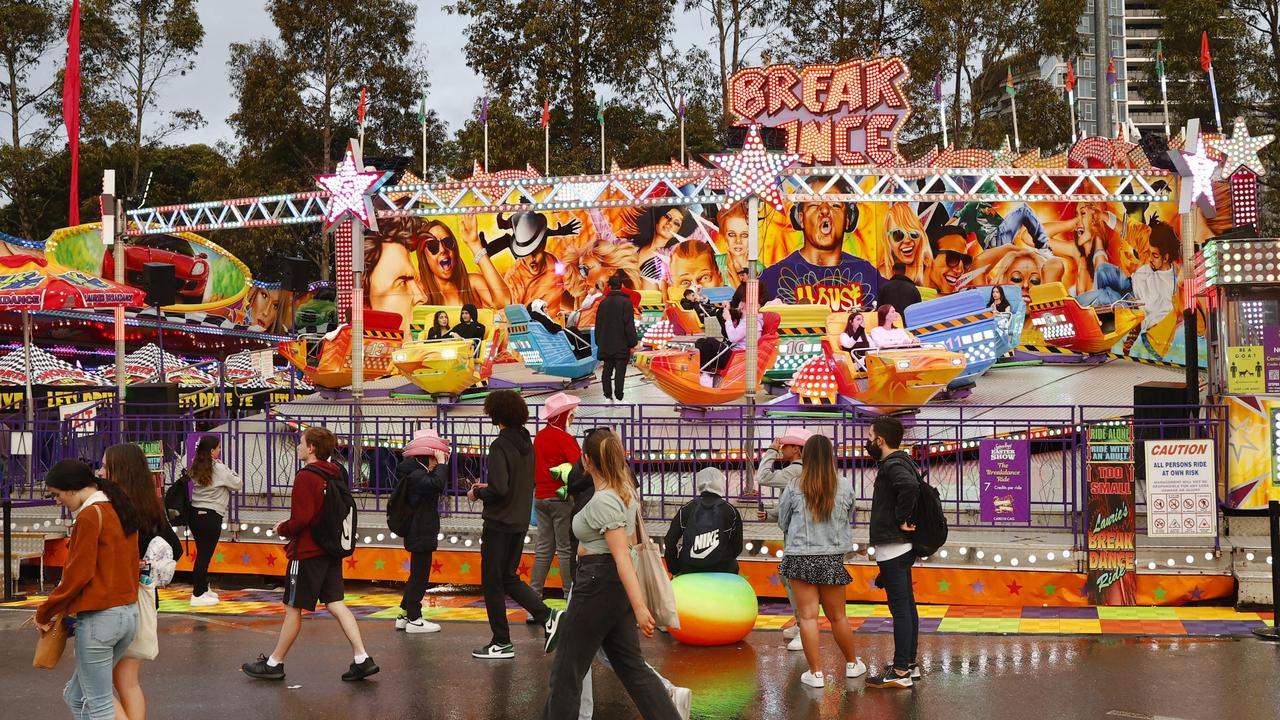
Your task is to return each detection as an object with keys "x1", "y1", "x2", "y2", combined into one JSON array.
[{"x1": 668, "y1": 572, "x2": 758, "y2": 646}]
